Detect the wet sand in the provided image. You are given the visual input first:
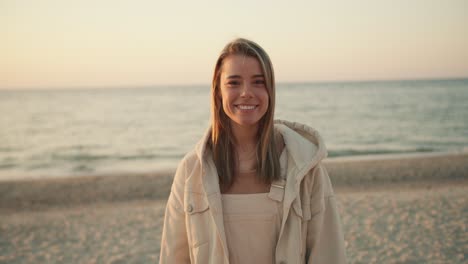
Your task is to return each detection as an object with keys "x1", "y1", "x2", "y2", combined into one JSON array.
[{"x1": 1, "y1": 151, "x2": 467, "y2": 211}]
